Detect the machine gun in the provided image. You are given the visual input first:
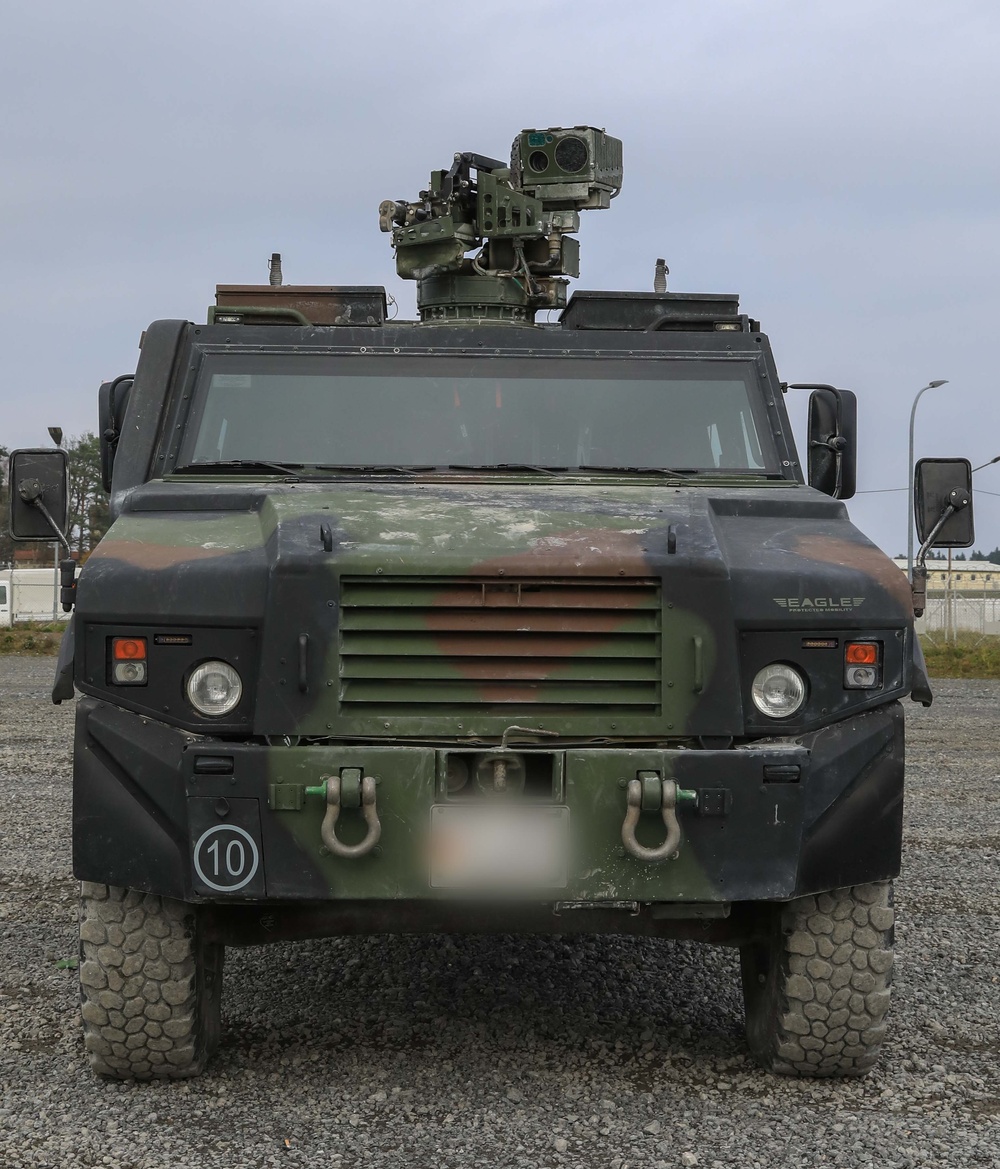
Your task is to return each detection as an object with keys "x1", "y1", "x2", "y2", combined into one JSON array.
[{"x1": 379, "y1": 126, "x2": 622, "y2": 324}]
